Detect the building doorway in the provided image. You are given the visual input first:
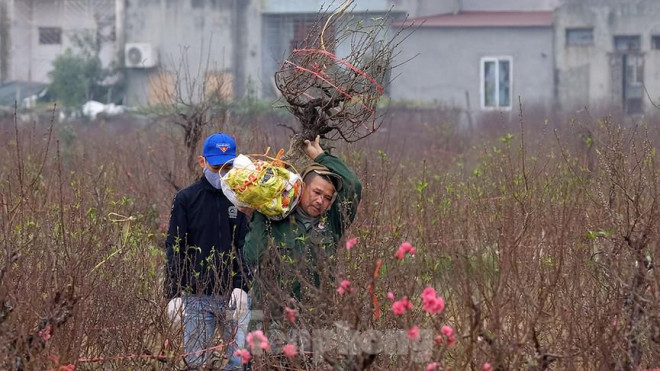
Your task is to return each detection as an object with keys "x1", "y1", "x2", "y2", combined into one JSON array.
[{"x1": 612, "y1": 35, "x2": 643, "y2": 114}]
